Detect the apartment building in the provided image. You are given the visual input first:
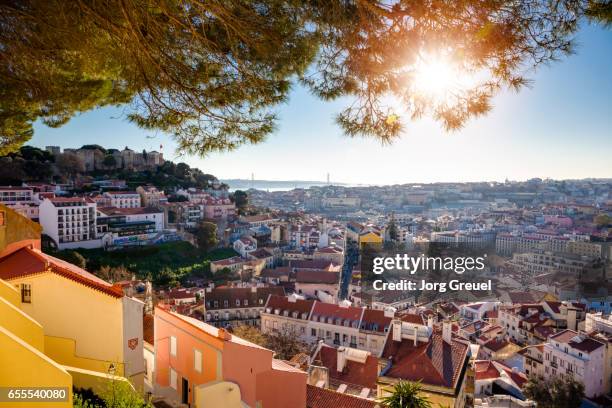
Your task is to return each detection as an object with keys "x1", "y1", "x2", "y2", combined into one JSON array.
[
  {"x1": 0, "y1": 186, "x2": 34, "y2": 205},
  {"x1": 104, "y1": 191, "x2": 142, "y2": 208},
  {"x1": 496, "y1": 233, "x2": 568, "y2": 256},
  {"x1": 96, "y1": 207, "x2": 165, "y2": 247},
  {"x1": 162, "y1": 202, "x2": 204, "y2": 228},
  {"x1": 307, "y1": 302, "x2": 365, "y2": 350},
  {"x1": 431, "y1": 230, "x2": 496, "y2": 249},
  {"x1": 39, "y1": 198, "x2": 99, "y2": 249},
  {"x1": 519, "y1": 344, "x2": 545, "y2": 378},
  {"x1": 510, "y1": 250, "x2": 594, "y2": 276},
  {"x1": 233, "y1": 236, "x2": 257, "y2": 258},
  {"x1": 210, "y1": 256, "x2": 245, "y2": 274},
  {"x1": 201, "y1": 195, "x2": 235, "y2": 220},
  {"x1": 261, "y1": 295, "x2": 315, "y2": 341},
  {"x1": 154, "y1": 306, "x2": 306, "y2": 408},
  {"x1": 200, "y1": 286, "x2": 284, "y2": 328},
  {"x1": 294, "y1": 270, "x2": 340, "y2": 302},
  {"x1": 313, "y1": 245, "x2": 344, "y2": 266},
  {"x1": 136, "y1": 185, "x2": 168, "y2": 208},
  {"x1": 544, "y1": 330, "x2": 605, "y2": 398}
]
